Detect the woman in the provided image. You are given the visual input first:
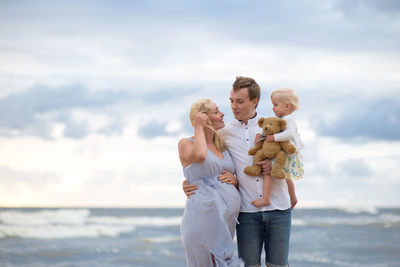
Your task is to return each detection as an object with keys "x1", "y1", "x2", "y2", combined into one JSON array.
[{"x1": 179, "y1": 98, "x2": 243, "y2": 267}]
